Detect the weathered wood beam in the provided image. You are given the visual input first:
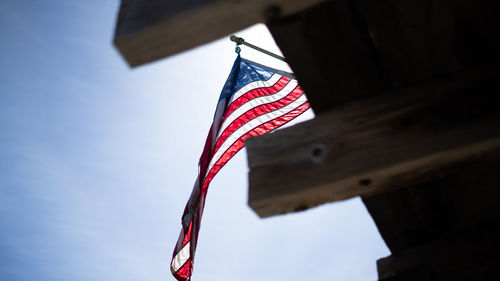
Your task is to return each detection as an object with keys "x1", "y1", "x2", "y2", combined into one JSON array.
[
  {"x1": 357, "y1": 0, "x2": 500, "y2": 87},
  {"x1": 267, "y1": 0, "x2": 500, "y2": 112},
  {"x1": 363, "y1": 148, "x2": 500, "y2": 254},
  {"x1": 377, "y1": 224, "x2": 500, "y2": 280},
  {"x1": 246, "y1": 64, "x2": 500, "y2": 218},
  {"x1": 267, "y1": 0, "x2": 385, "y2": 112},
  {"x1": 113, "y1": 0, "x2": 325, "y2": 67}
]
